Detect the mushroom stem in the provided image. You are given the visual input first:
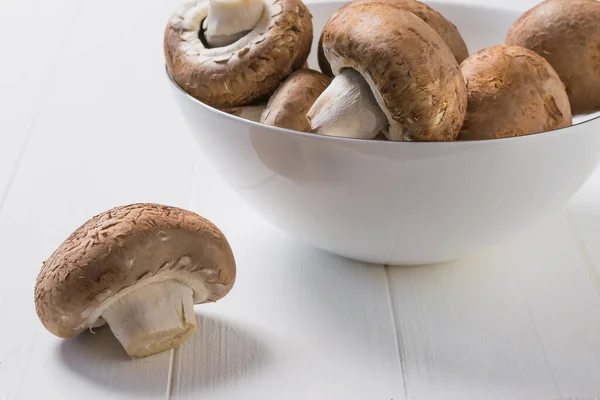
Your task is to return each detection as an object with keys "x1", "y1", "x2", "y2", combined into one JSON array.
[
  {"x1": 101, "y1": 280, "x2": 197, "y2": 358},
  {"x1": 226, "y1": 104, "x2": 267, "y2": 122},
  {"x1": 203, "y1": 0, "x2": 265, "y2": 47},
  {"x1": 307, "y1": 69, "x2": 388, "y2": 139}
]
